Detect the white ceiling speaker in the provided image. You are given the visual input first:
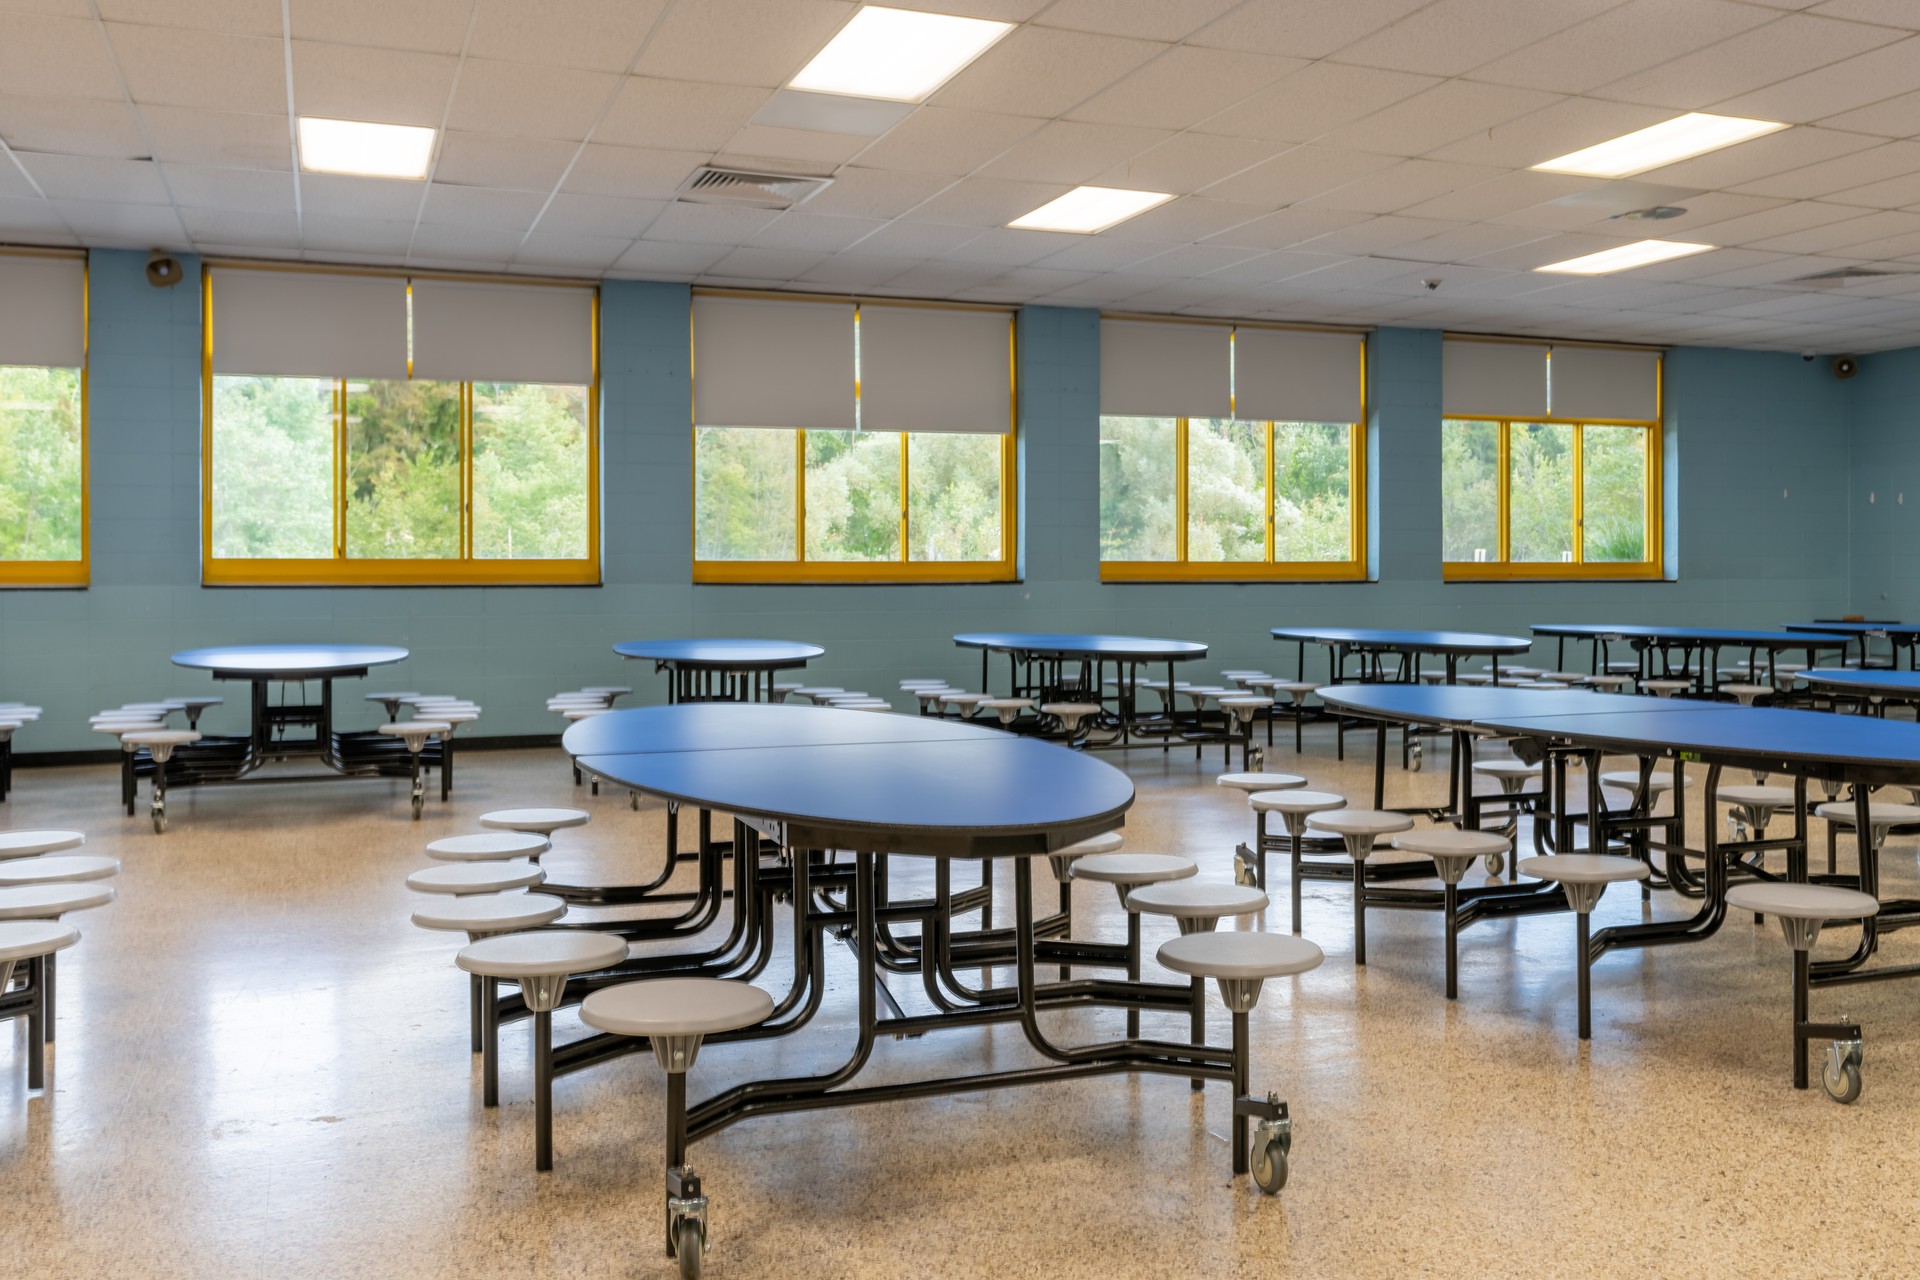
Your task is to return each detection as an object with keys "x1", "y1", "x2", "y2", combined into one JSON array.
[
  {"x1": 145, "y1": 251, "x2": 184, "y2": 288},
  {"x1": 1832, "y1": 356, "x2": 1859, "y2": 380}
]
